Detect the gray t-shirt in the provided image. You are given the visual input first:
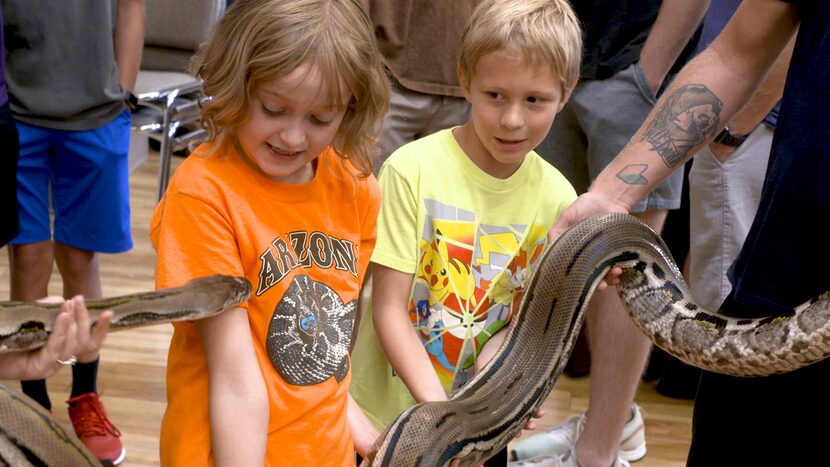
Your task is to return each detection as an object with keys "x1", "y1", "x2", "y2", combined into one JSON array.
[{"x1": 2, "y1": 0, "x2": 127, "y2": 130}]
